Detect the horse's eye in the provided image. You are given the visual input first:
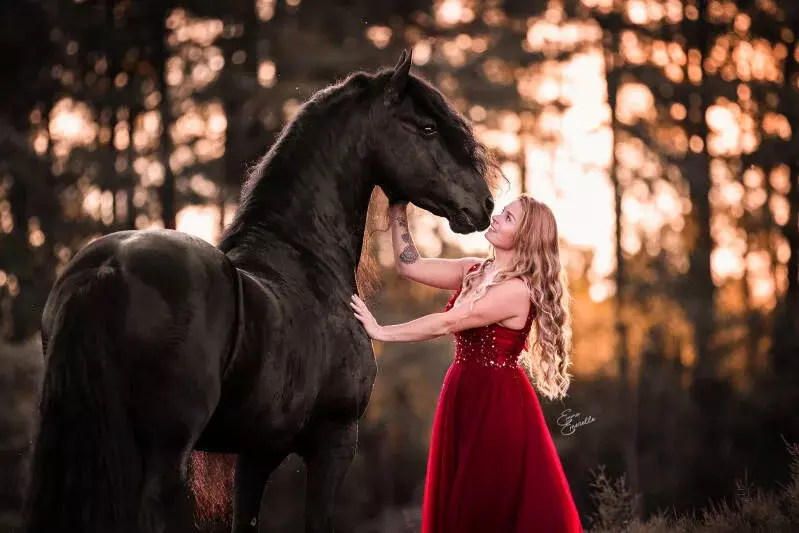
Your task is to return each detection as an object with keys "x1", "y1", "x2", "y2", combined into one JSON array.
[{"x1": 421, "y1": 124, "x2": 437, "y2": 136}]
